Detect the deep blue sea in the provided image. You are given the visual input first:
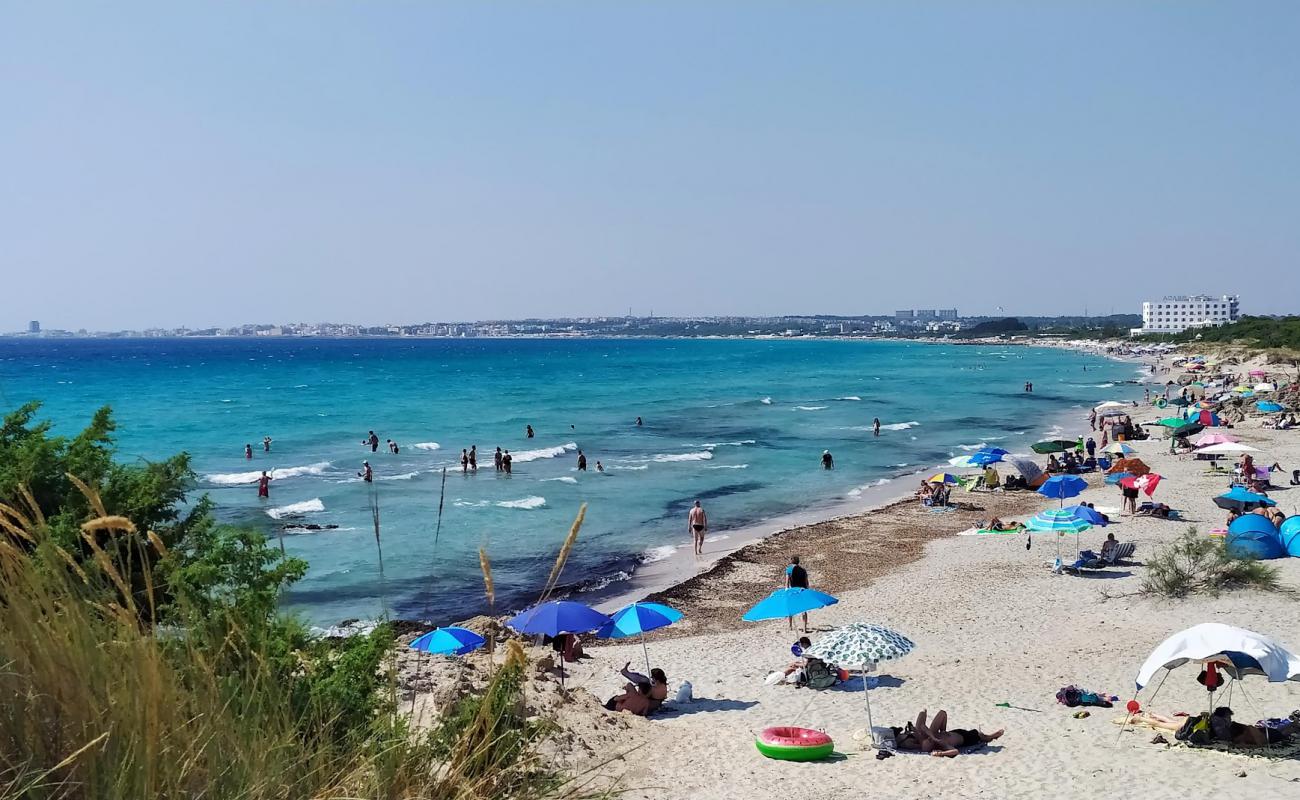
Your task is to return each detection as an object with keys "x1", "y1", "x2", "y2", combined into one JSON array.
[{"x1": 0, "y1": 337, "x2": 1144, "y2": 626}]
